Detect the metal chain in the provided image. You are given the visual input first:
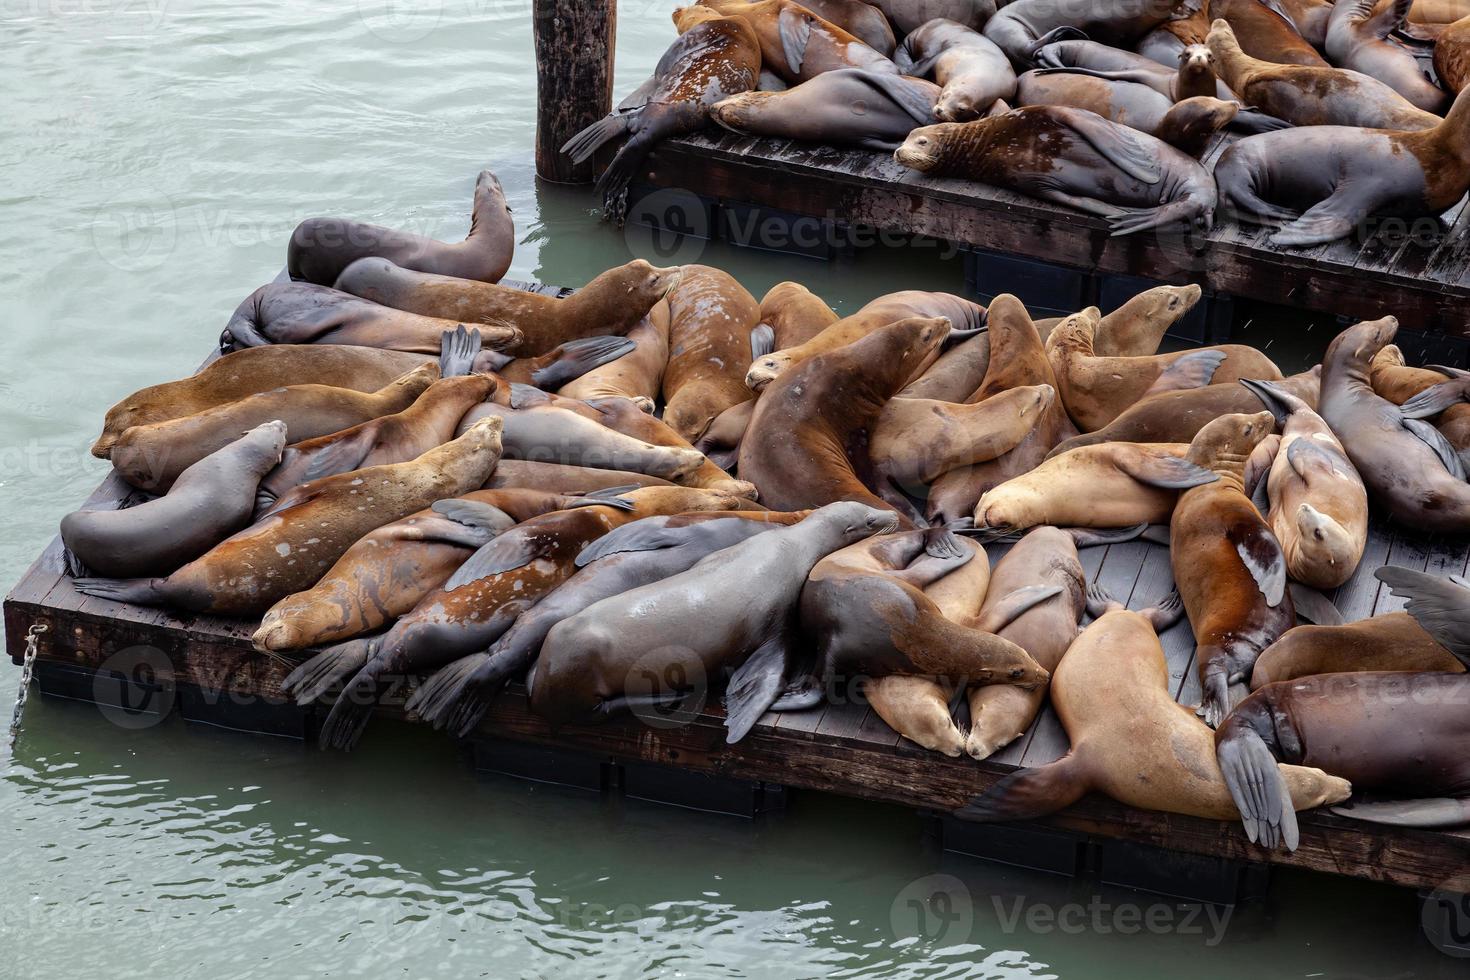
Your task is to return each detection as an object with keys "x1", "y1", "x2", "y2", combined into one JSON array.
[{"x1": 10, "y1": 623, "x2": 45, "y2": 740}]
